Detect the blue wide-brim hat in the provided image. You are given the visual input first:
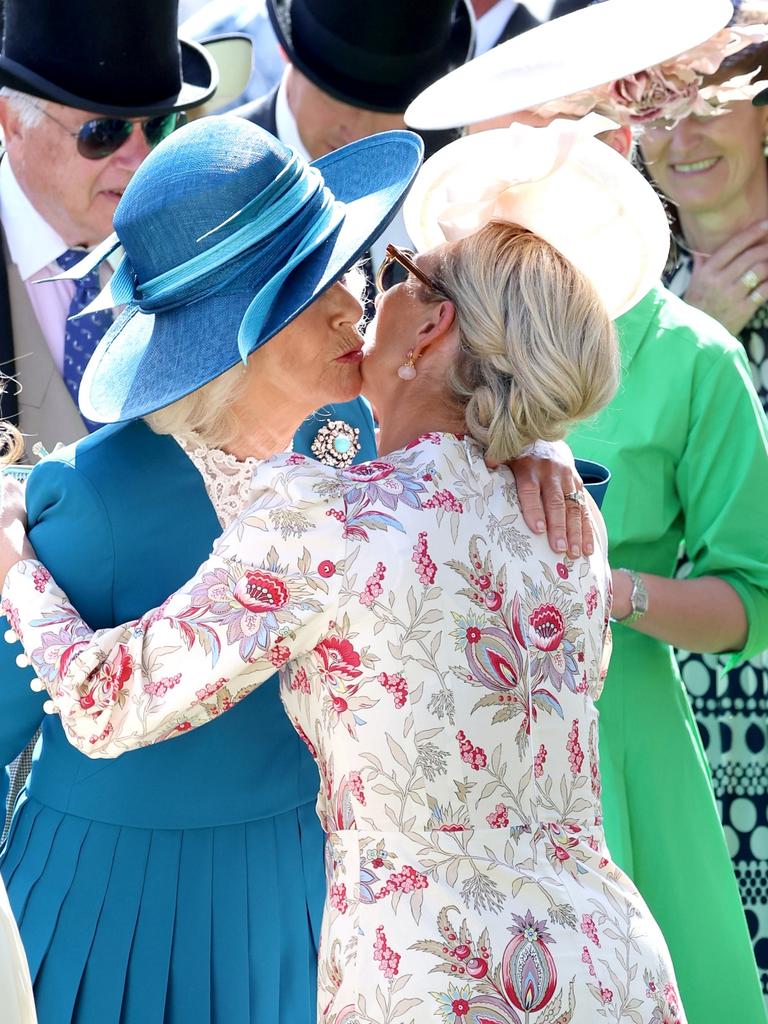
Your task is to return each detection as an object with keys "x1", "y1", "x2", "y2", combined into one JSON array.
[{"x1": 61, "y1": 117, "x2": 423, "y2": 423}]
